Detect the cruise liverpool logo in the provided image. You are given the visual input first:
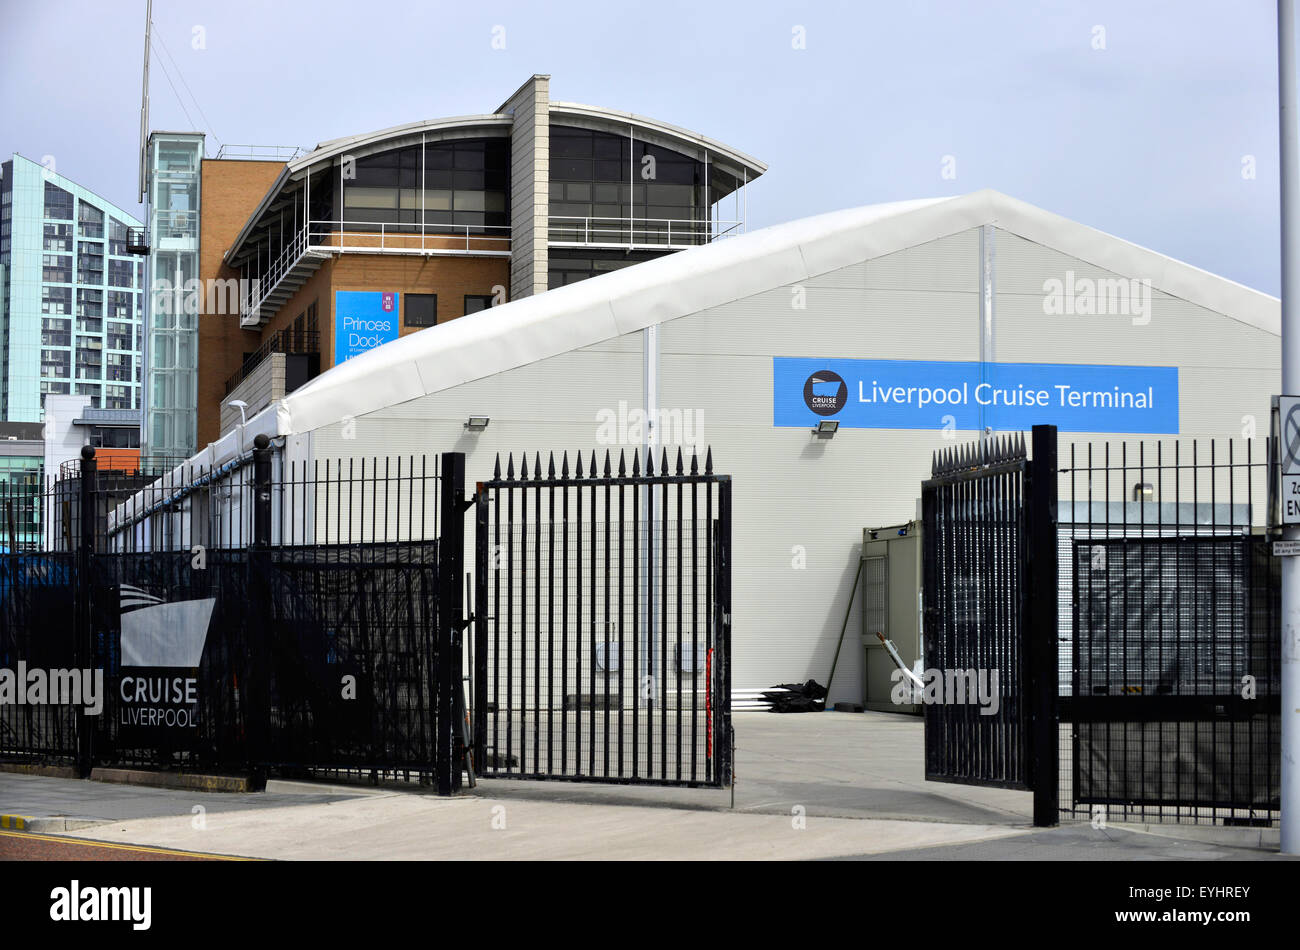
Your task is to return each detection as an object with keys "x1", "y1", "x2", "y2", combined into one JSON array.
[
  {"x1": 803, "y1": 370, "x2": 848, "y2": 416},
  {"x1": 116, "y1": 583, "x2": 215, "y2": 735}
]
